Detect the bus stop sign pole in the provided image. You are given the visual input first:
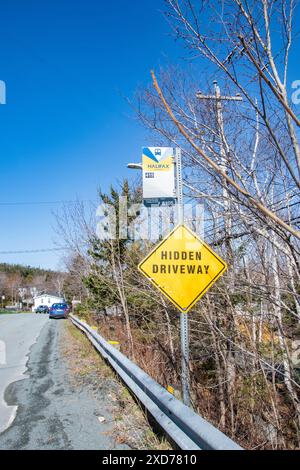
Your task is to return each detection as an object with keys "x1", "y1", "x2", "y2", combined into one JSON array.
[{"x1": 175, "y1": 147, "x2": 191, "y2": 407}]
